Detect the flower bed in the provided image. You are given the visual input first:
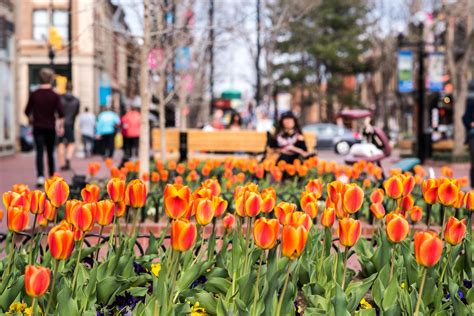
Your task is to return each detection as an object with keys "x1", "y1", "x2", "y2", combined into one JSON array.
[{"x1": 1, "y1": 157, "x2": 473, "y2": 315}]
